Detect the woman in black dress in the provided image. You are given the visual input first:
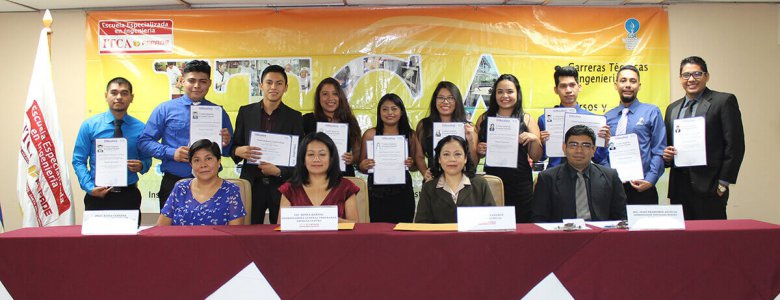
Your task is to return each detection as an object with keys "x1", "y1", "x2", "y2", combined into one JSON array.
[
  {"x1": 358, "y1": 94, "x2": 416, "y2": 223},
  {"x1": 475, "y1": 74, "x2": 543, "y2": 223}
]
